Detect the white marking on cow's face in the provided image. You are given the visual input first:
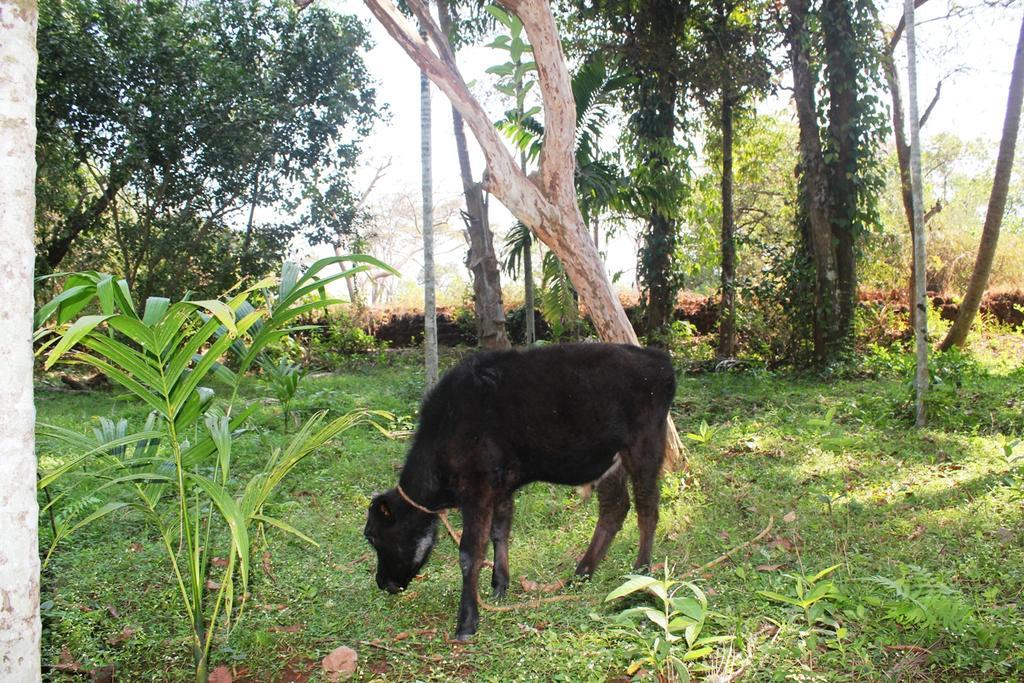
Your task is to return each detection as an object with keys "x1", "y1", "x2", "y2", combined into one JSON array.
[{"x1": 412, "y1": 528, "x2": 434, "y2": 566}]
